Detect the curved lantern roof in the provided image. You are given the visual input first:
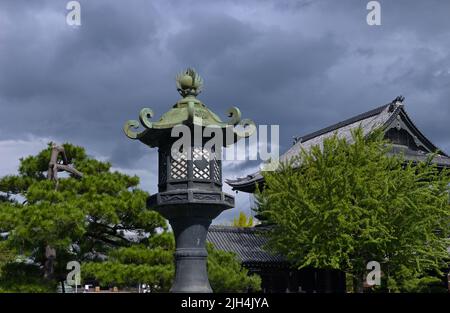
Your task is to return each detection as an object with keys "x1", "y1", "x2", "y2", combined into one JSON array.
[{"x1": 123, "y1": 68, "x2": 255, "y2": 148}]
